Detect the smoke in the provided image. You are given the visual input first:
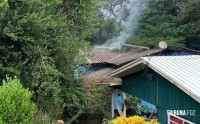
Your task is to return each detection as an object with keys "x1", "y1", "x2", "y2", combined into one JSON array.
[{"x1": 99, "y1": 0, "x2": 148, "y2": 49}]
